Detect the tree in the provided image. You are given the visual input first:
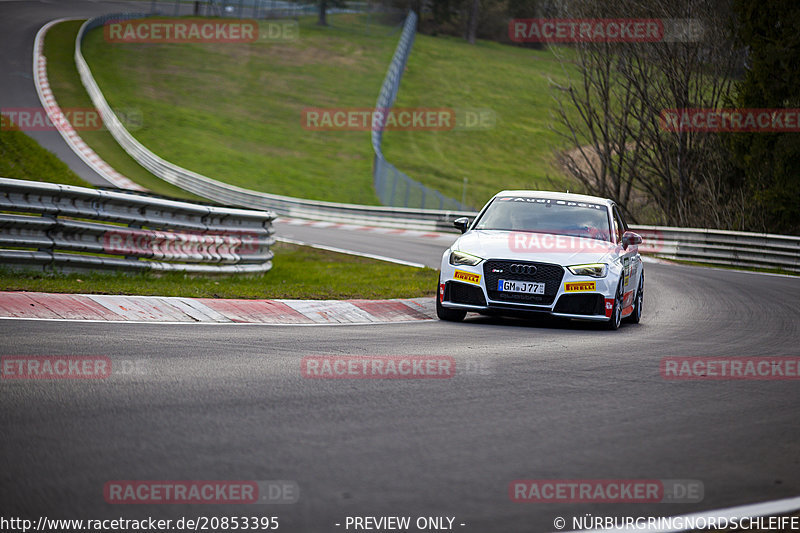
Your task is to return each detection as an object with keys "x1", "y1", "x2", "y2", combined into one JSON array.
[
  {"x1": 553, "y1": 0, "x2": 751, "y2": 228},
  {"x1": 728, "y1": 0, "x2": 800, "y2": 234},
  {"x1": 317, "y1": 0, "x2": 347, "y2": 26},
  {"x1": 318, "y1": 0, "x2": 328, "y2": 26}
]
